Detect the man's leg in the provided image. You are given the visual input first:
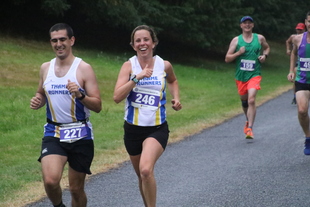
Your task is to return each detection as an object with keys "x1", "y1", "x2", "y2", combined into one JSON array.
[
  {"x1": 241, "y1": 98, "x2": 249, "y2": 119},
  {"x1": 246, "y1": 88, "x2": 258, "y2": 128},
  {"x1": 296, "y1": 90, "x2": 310, "y2": 137},
  {"x1": 68, "y1": 167, "x2": 87, "y2": 207},
  {"x1": 241, "y1": 97, "x2": 249, "y2": 134},
  {"x1": 296, "y1": 90, "x2": 310, "y2": 155},
  {"x1": 41, "y1": 155, "x2": 67, "y2": 206},
  {"x1": 240, "y1": 88, "x2": 258, "y2": 139}
]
